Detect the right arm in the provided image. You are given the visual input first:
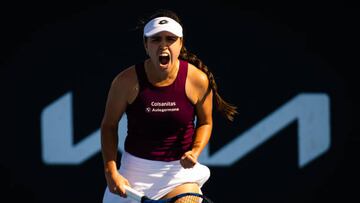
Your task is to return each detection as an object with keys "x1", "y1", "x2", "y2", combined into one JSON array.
[{"x1": 101, "y1": 66, "x2": 136, "y2": 197}]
